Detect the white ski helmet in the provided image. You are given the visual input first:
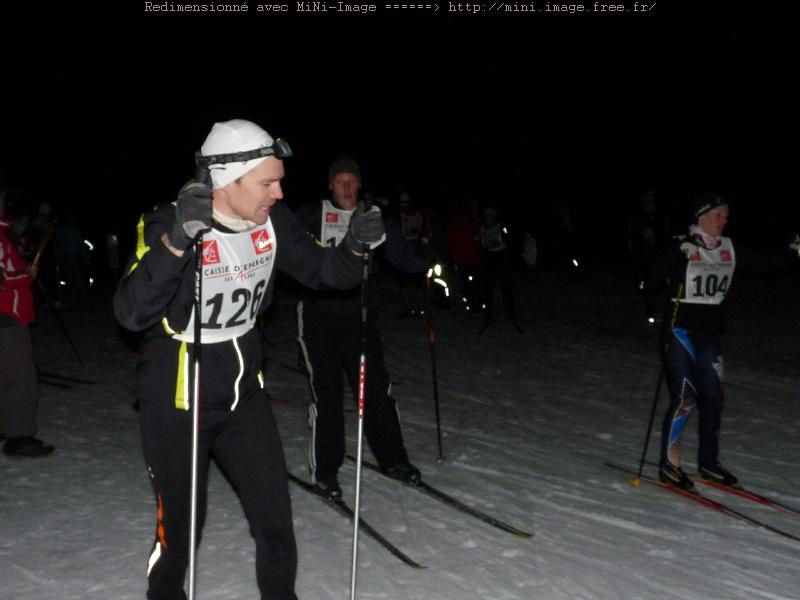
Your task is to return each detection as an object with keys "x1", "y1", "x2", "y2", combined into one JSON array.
[{"x1": 200, "y1": 119, "x2": 277, "y2": 189}]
